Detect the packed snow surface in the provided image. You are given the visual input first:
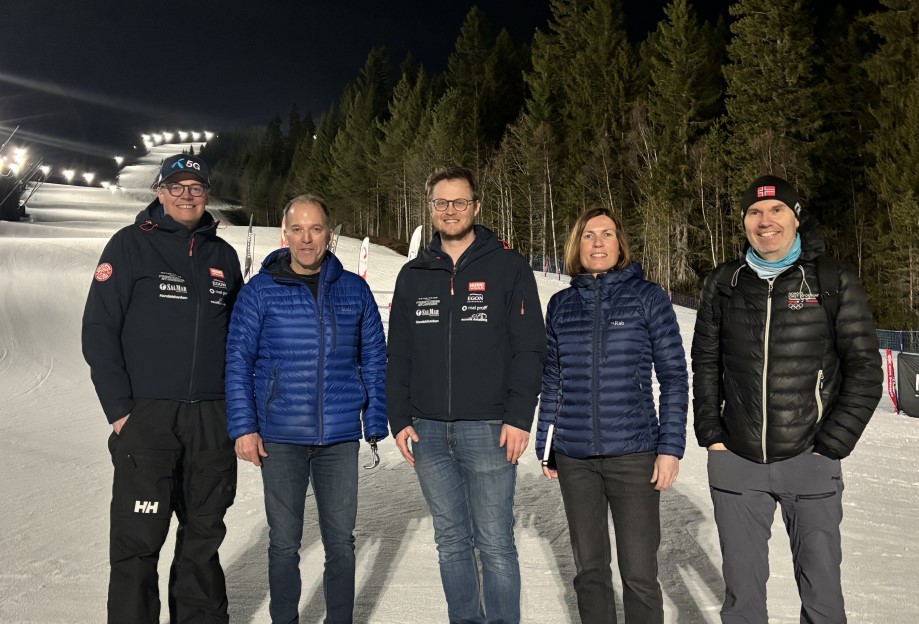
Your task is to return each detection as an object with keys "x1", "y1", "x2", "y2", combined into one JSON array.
[{"x1": 0, "y1": 145, "x2": 915, "y2": 623}]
